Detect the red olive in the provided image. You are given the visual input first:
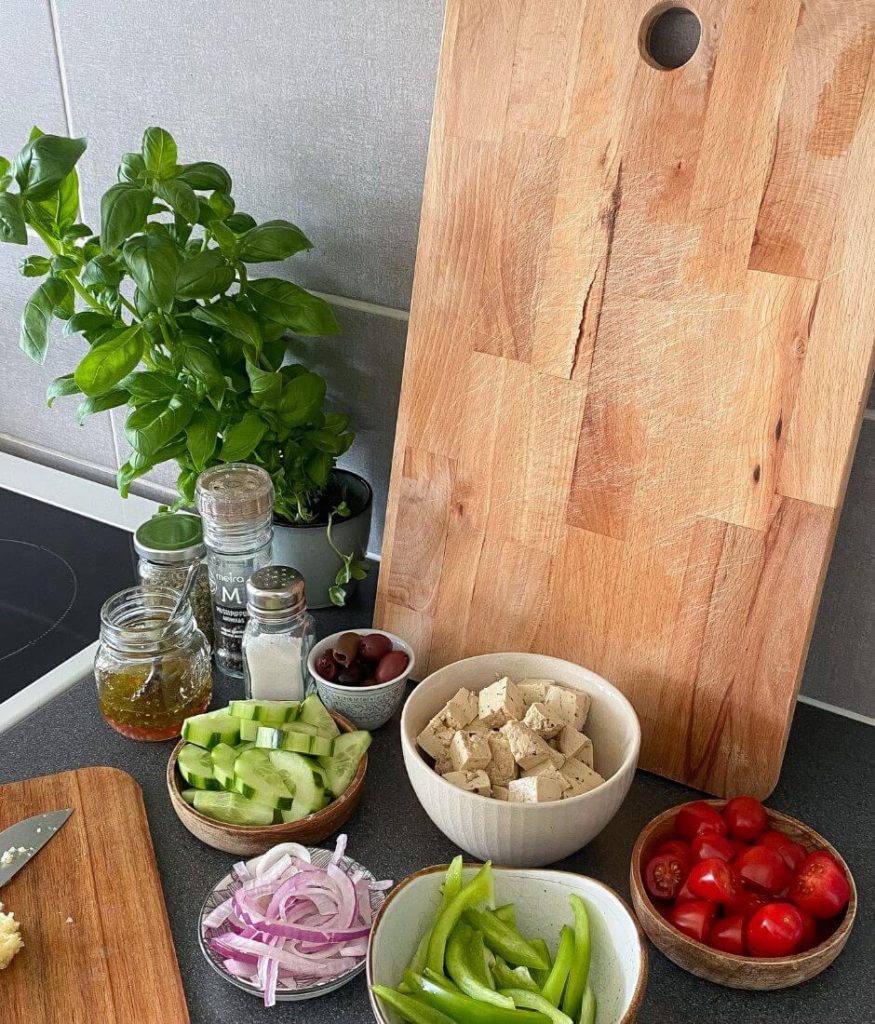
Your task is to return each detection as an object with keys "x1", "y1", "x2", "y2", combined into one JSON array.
[
  {"x1": 315, "y1": 651, "x2": 337, "y2": 681},
  {"x1": 333, "y1": 632, "x2": 361, "y2": 667},
  {"x1": 336, "y1": 661, "x2": 363, "y2": 685},
  {"x1": 359, "y1": 633, "x2": 393, "y2": 661},
  {"x1": 375, "y1": 650, "x2": 410, "y2": 683}
]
